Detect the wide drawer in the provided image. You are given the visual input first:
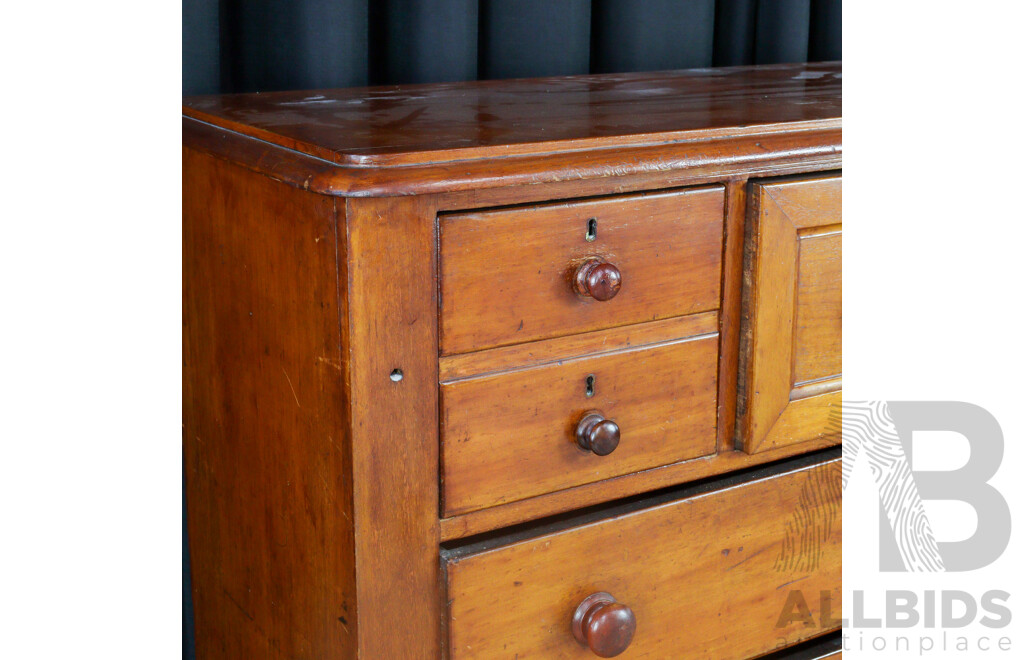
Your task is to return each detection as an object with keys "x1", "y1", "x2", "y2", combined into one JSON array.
[
  {"x1": 441, "y1": 320, "x2": 719, "y2": 516},
  {"x1": 439, "y1": 187, "x2": 724, "y2": 355},
  {"x1": 445, "y1": 456, "x2": 842, "y2": 659}
]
